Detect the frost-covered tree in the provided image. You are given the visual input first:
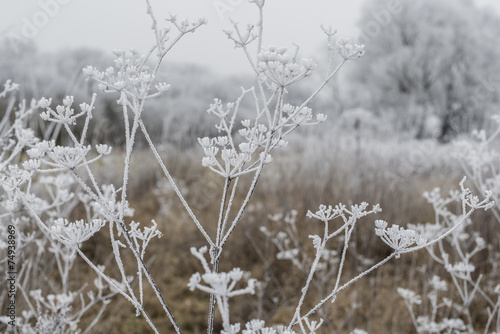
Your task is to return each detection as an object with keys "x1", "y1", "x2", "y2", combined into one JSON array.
[{"x1": 348, "y1": 0, "x2": 500, "y2": 140}]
